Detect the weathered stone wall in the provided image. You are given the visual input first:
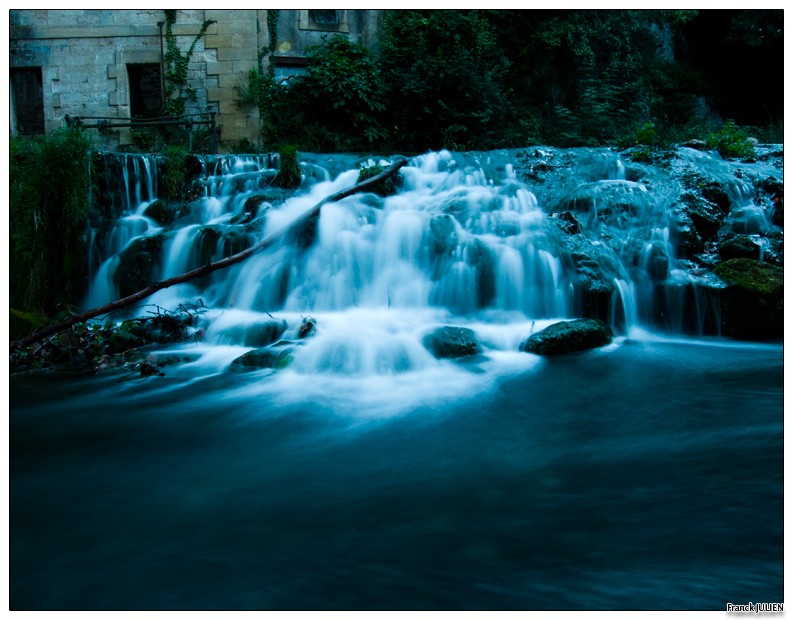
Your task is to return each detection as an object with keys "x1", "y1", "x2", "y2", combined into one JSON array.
[
  {"x1": 9, "y1": 9, "x2": 379, "y2": 152},
  {"x1": 9, "y1": 9, "x2": 260, "y2": 151},
  {"x1": 203, "y1": 9, "x2": 264, "y2": 150}
]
